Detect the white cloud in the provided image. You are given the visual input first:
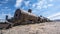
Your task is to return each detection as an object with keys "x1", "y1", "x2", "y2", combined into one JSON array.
[
  {"x1": 47, "y1": 12, "x2": 60, "y2": 20},
  {"x1": 0, "y1": 0, "x2": 9, "y2": 4},
  {"x1": 0, "y1": 13, "x2": 13, "y2": 22},
  {"x1": 52, "y1": 16, "x2": 60, "y2": 20},
  {"x1": 0, "y1": 13, "x2": 13, "y2": 19},
  {"x1": 15, "y1": 0, "x2": 48, "y2": 9},
  {"x1": 43, "y1": 5, "x2": 48, "y2": 9},
  {"x1": 24, "y1": 1, "x2": 30, "y2": 6},
  {"x1": 15, "y1": 0, "x2": 52, "y2": 10},
  {"x1": 49, "y1": 0, "x2": 53, "y2": 2},
  {"x1": 1, "y1": 7, "x2": 11, "y2": 11},
  {"x1": 36, "y1": 4, "x2": 42, "y2": 9},
  {"x1": 48, "y1": 4, "x2": 53, "y2": 7},
  {"x1": 15, "y1": 0, "x2": 23, "y2": 8},
  {"x1": 32, "y1": 4, "x2": 36, "y2": 7},
  {"x1": 36, "y1": 1, "x2": 44, "y2": 7},
  {"x1": 0, "y1": 7, "x2": 12, "y2": 19},
  {"x1": 32, "y1": 0, "x2": 48, "y2": 10}
]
